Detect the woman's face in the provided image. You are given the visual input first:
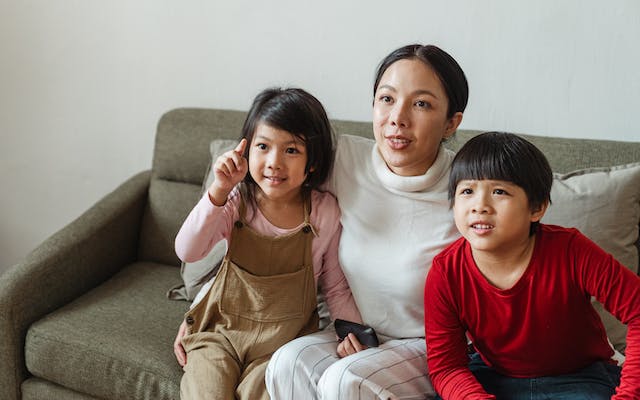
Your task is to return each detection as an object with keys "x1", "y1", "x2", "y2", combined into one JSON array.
[{"x1": 373, "y1": 58, "x2": 462, "y2": 176}]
